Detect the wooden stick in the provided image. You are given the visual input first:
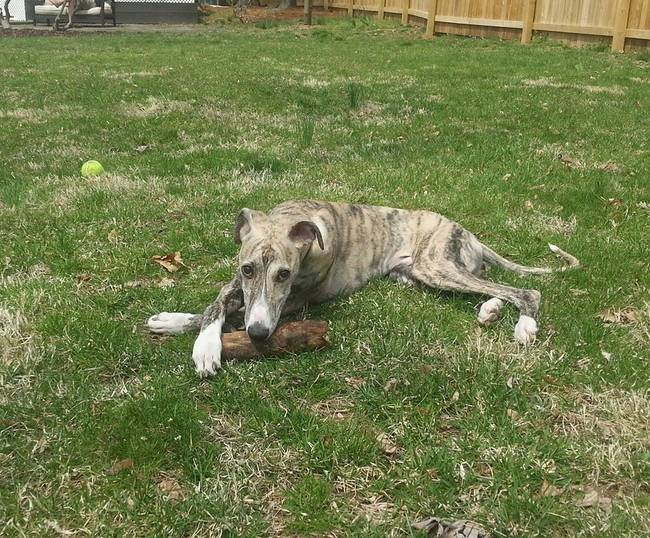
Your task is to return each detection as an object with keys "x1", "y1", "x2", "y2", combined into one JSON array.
[{"x1": 221, "y1": 320, "x2": 329, "y2": 362}]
